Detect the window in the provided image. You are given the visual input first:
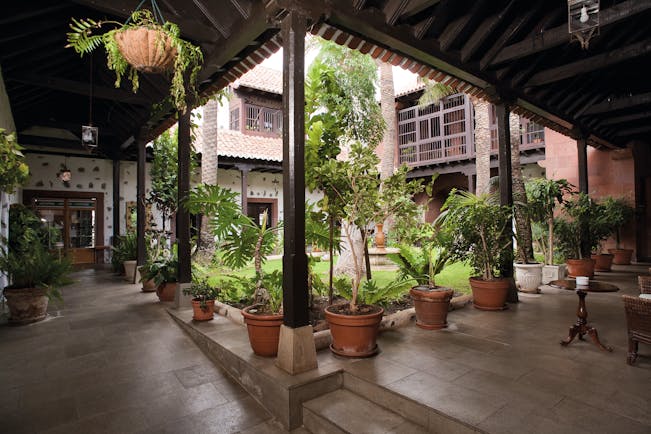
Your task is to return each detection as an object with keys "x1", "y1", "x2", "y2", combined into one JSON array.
[
  {"x1": 245, "y1": 104, "x2": 282, "y2": 134},
  {"x1": 229, "y1": 108, "x2": 240, "y2": 131}
]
